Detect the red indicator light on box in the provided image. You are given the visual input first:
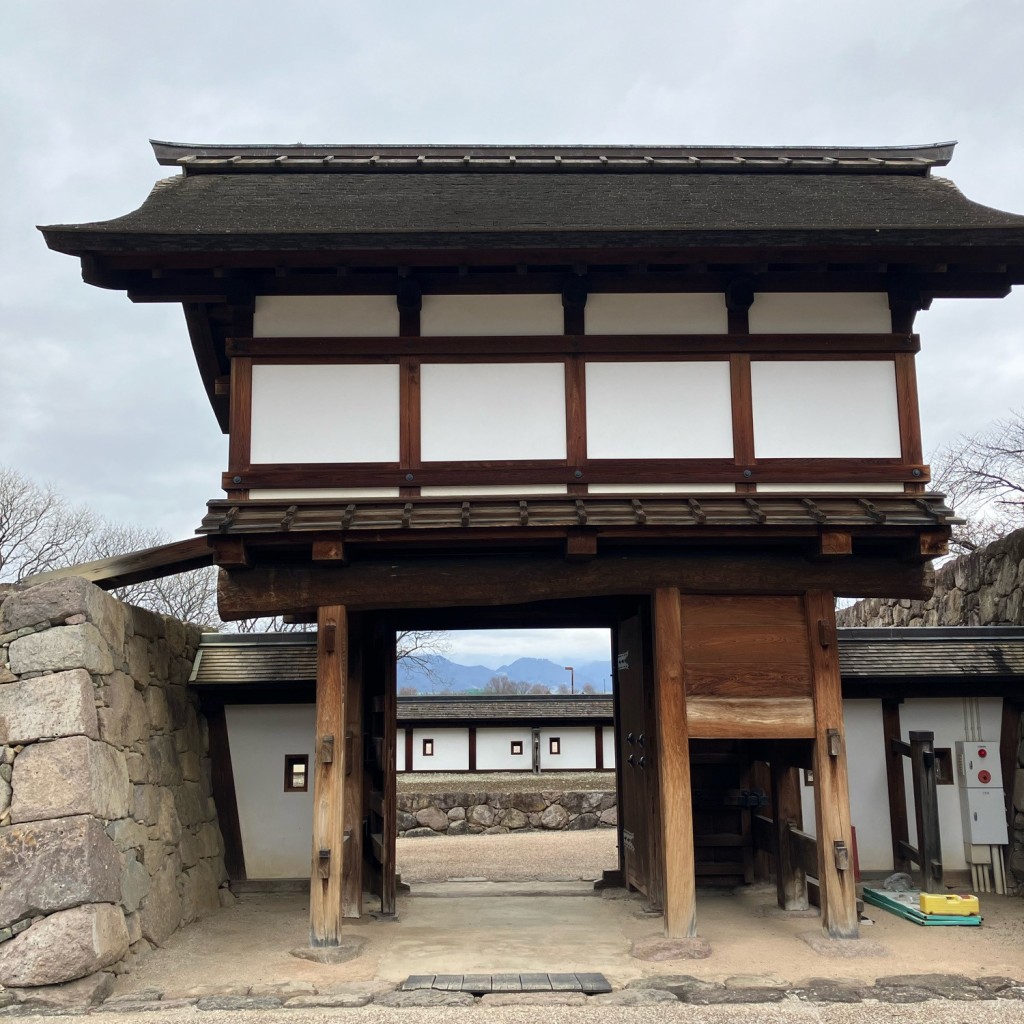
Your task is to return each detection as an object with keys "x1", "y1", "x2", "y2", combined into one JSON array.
[
  {"x1": 977, "y1": 747, "x2": 987, "y2": 757},
  {"x1": 978, "y1": 770, "x2": 991, "y2": 784}
]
